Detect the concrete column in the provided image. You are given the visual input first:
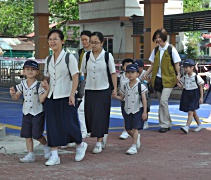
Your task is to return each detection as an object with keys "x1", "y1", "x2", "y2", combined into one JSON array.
[
  {"x1": 32, "y1": 0, "x2": 51, "y2": 59},
  {"x1": 140, "y1": 0, "x2": 168, "y2": 60}
]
